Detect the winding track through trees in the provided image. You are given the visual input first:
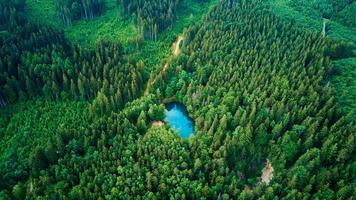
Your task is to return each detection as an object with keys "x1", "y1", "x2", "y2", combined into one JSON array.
[
  {"x1": 322, "y1": 18, "x2": 329, "y2": 37},
  {"x1": 144, "y1": 35, "x2": 184, "y2": 95}
]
